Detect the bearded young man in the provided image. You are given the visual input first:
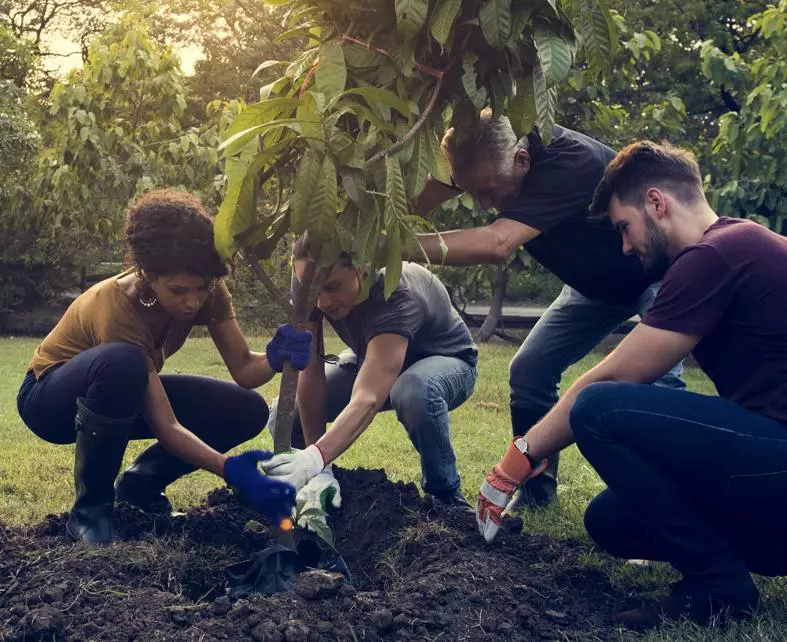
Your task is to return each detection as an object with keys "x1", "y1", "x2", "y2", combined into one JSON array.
[
  {"x1": 409, "y1": 111, "x2": 684, "y2": 508},
  {"x1": 477, "y1": 141, "x2": 787, "y2": 629}
]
